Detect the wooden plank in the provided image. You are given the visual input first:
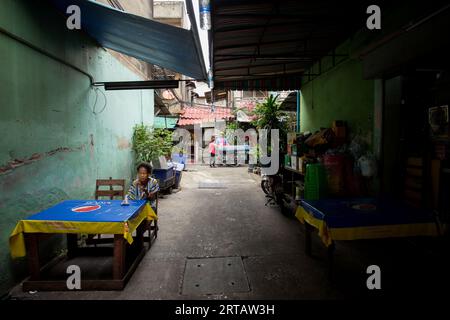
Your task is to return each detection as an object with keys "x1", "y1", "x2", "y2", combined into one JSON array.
[
  {"x1": 23, "y1": 279, "x2": 124, "y2": 291},
  {"x1": 74, "y1": 247, "x2": 114, "y2": 256},
  {"x1": 96, "y1": 179, "x2": 125, "y2": 186},
  {"x1": 113, "y1": 235, "x2": 126, "y2": 280},
  {"x1": 25, "y1": 234, "x2": 40, "y2": 281},
  {"x1": 122, "y1": 248, "x2": 146, "y2": 286},
  {"x1": 67, "y1": 234, "x2": 78, "y2": 259},
  {"x1": 85, "y1": 237, "x2": 115, "y2": 245},
  {"x1": 135, "y1": 222, "x2": 145, "y2": 251},
  {"x1": 22, "y1": 249, "x2": 147, "y2": 291},
  {"x1": 327, "y1": 242, "x2": 336, "y2": 281},
  {"x1": 143, "y1": 220, "x2": 158, "y2": 249},
  {"x1": 95, "y1": 190, "x2": 124, "y2": 197}
]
